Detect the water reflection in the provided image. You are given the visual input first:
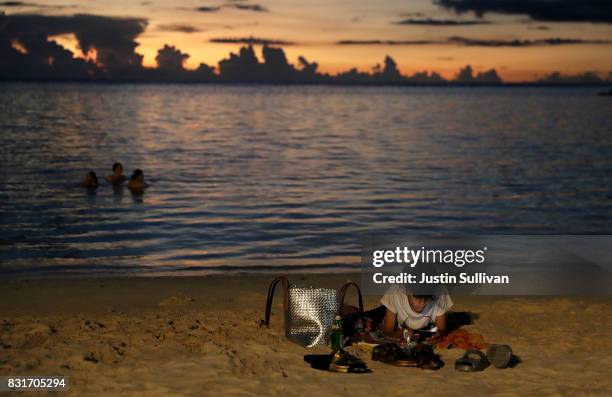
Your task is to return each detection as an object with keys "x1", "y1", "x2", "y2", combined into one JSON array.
[{"x1": 0, "y1": 84, "x2": 611, "y2": 277}]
